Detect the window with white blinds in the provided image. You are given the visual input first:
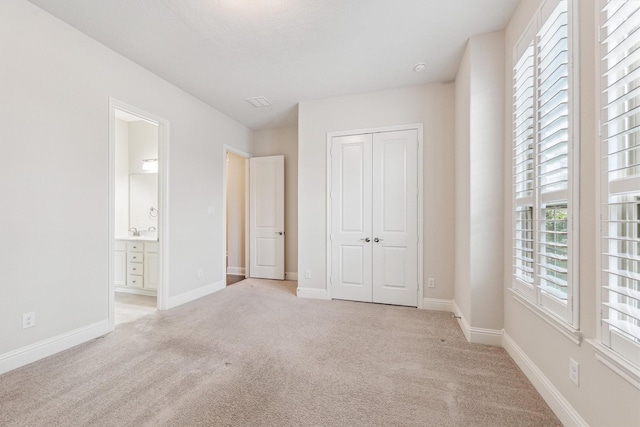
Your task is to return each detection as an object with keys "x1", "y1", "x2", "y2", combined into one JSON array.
[
  {"x1": 599, "y1": 0, "x2": 640, "y2": 365},
  {"x1": 514, "y1": 40, "x2": 535, "y2": 290},
  {"x1": 512, "y1": 0, "x2": 577, "y2": 325}
]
